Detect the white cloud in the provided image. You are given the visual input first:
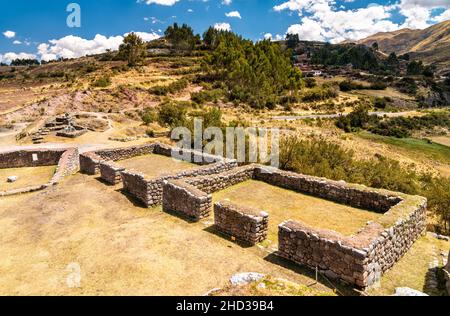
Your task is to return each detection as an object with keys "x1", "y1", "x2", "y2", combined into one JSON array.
[
  {"x1": 225, "y1": 11, "x2": 241, "y2": 19},
  {"x1": 213, "y1": 23, "x2": 232, "y2": 32},
  {"x1": 37, "y1": 32, "x2": 160, "y2": 61},
  {"x1": 275, "y1": 1, "x2": 400, "y2": 43},
  {"x1": 3, "y1": 30, "x2": 16, "y2": 38},
  {"x1": 398, "y1": 0, "x2": 450, "y2": 29},
  {"x1": 276, "y1": 0, "x2": 450, "y2": 43},
  {"x1": 0, "y1": 52, "x2": 37, "y2": 64},
  {"x1": 13, "y1": 40, "x2": 22, "y2": 45},
  {"x1": 222, "y1": 0, "x2": 232, "y2": 5},
  {"x1": 141, "y1": 0, "x2": 180, "y2": 6},
  {"x1": 433, "y1": 9, "x2": 450, "y2": 23}
]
